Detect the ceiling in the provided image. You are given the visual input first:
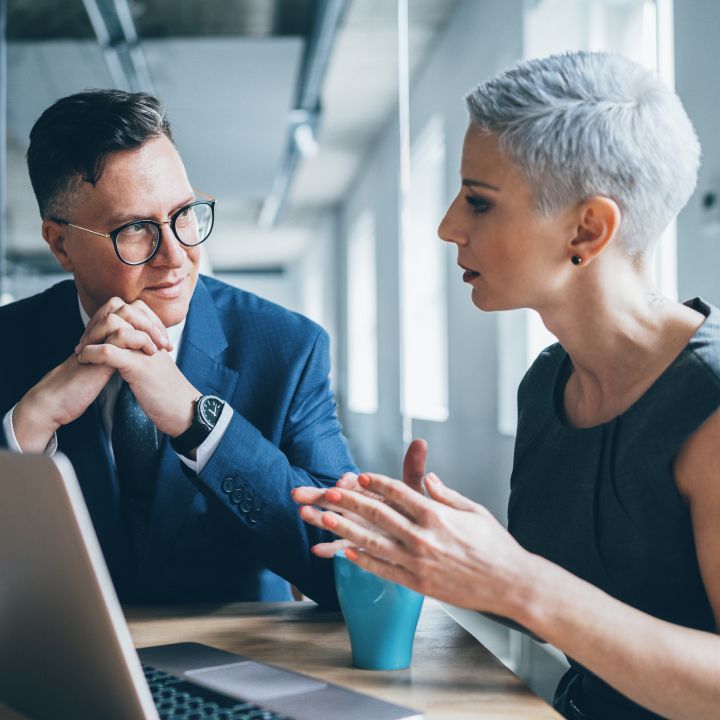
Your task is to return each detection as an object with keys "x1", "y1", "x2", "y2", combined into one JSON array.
[
  {"x1": 4, "y1": 0, "x2": 461, "y2": 271},
  {"x1": 7, "y1": 0, "x2": 317, "y2": 39}
]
